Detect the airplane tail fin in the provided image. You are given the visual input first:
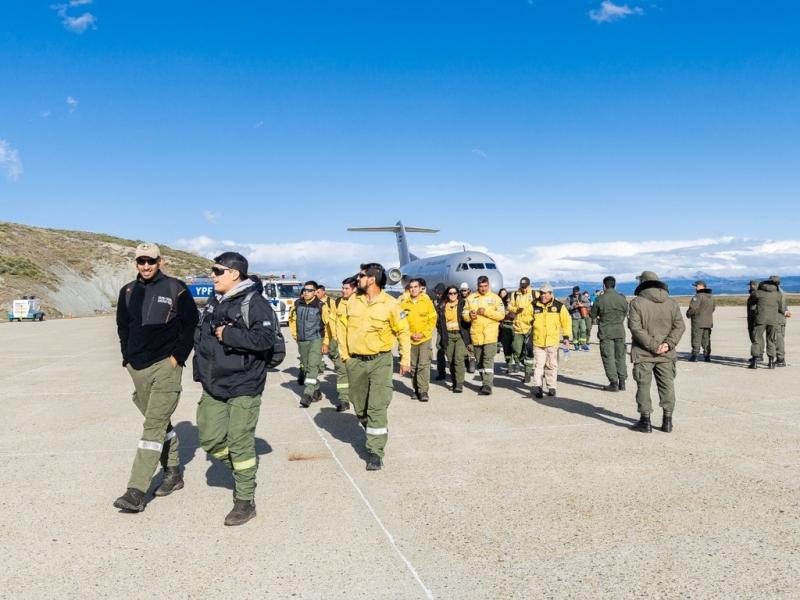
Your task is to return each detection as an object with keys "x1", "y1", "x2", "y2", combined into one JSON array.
[{"x1": 348, "y1": 221, "x2": 438, "y2": 266}]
